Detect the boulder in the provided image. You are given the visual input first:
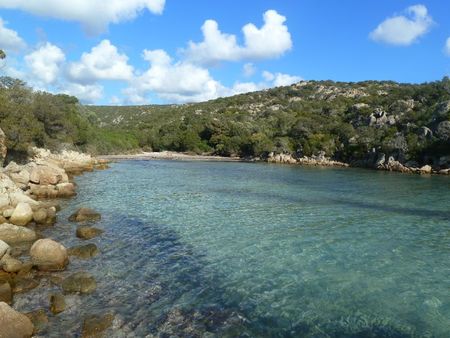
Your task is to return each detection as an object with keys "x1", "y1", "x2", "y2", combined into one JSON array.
[
  {"x1": 30, "y1": 239, "x2": 68, "y2": 271},
  {"x1": 0, "y1": 223, "x2": 37, "y2": 245},
  {"x1": 0, "y1": 240, "x2": 10, "y2": 260},
  {"x1": 50, "y1": 293, "x2": 66, "y2": 314},
  {"x1": 56, "y1": 182, "x2": 76, "y2": 197},
  {"x1": 2, "y1": 208, "x2": 14, "y2": 218},
  {"x1": 1, "y1": 254, "x2": 23, "y2": 273},
  {"x1": 33, "y1": 208, "x2": 48, "y2": 224},
  {"x1": 10, "y1": 202, "x2": 33, "y2": 226},
  {"x1": 0, "y1": 128, "x2": 6, "y2": 167},
  {"x1": 0, "y1": 282, "x2": 12, "y2": 304},
  {"x1": 76, "y1": 226, "x2": 104, "y2": 240},
  {"x1": 68, "y1": 243, "x2": 99, "y2": 259},
  {"x1": 8, "y1": 191, "x2": 39, "y2": 208},
  {"x1": 419, "y1": 165, "x2": 432, "y2": 175},
  {"x1": 0, "y1": 215, "x2": 6, "y2": 224},
  {"x1": 62, "y1": 272, "x2": 96, "y2": 294},
  {"x1": 69, "y1": 208, "x2": 101, "y2": 223},
  {"x1": 9, "y1": 170, "x2": 30, "y2": 188},
  {"x1": 29, "y1": 165, "x2": 68, "y2": 185},
  {"x1": 0, "y1": 302, "x2": 34, "y2": 338}
]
